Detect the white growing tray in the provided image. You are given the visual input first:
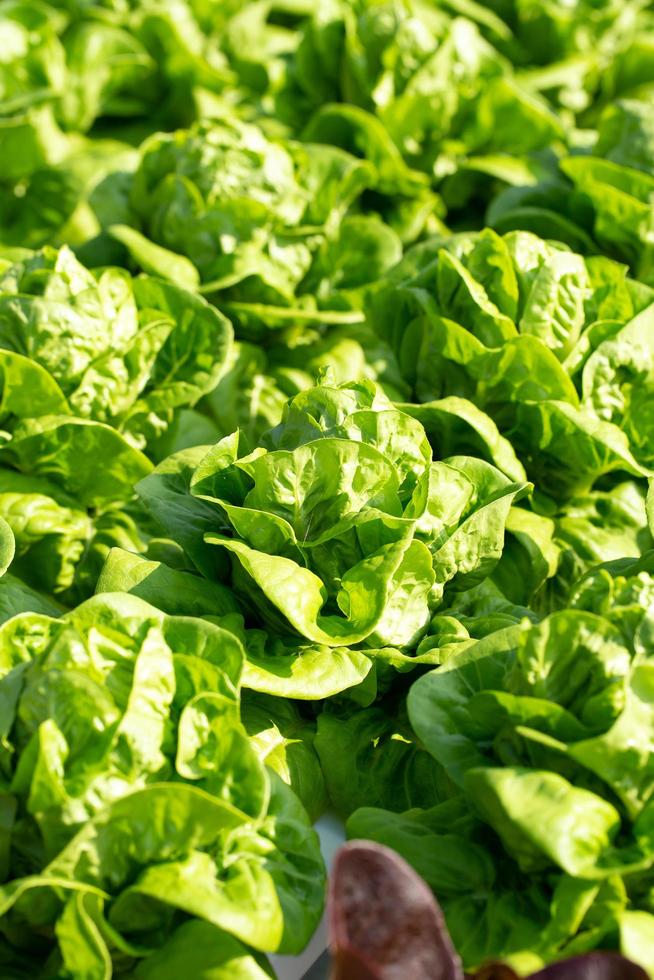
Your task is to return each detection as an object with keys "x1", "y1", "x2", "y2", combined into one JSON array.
[{"x1": 269, "y1": 814, "x2": 345, "y2": 980}]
